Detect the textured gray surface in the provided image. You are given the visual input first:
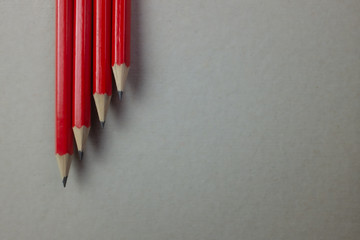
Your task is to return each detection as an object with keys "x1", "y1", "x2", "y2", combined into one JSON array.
[{"x1": 0, "y1": 0, "x2": 360, "y2": 239}]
